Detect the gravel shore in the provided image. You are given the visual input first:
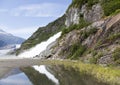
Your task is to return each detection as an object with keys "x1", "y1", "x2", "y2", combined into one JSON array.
[
  {"x1": 0, "y1": 58, "x2": 45, "y2": 68},
  {"x1": 0, "y1": 58, "x2": 46, "y2": 78}
]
